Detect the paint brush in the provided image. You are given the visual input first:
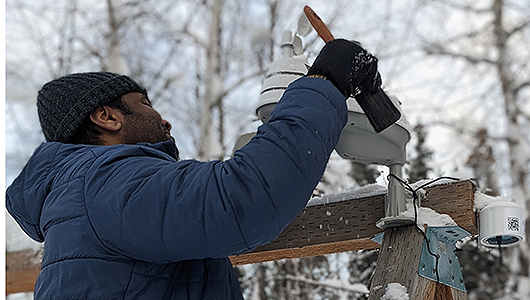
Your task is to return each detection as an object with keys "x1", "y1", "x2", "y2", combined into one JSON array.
[{"x1": 304, "y1": 5, "x2": 401, "y2": 133}]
